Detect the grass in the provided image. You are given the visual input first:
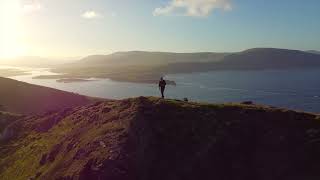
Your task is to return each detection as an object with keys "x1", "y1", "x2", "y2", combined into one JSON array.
[{"x1": 1, "y1": 97, "x2": 320, "y2": 179}]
